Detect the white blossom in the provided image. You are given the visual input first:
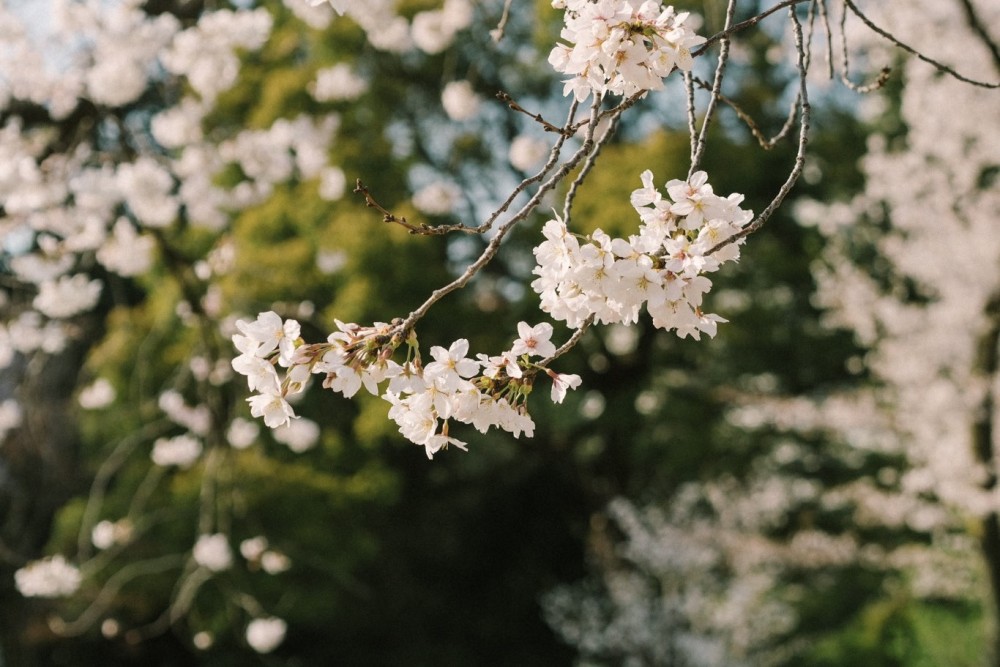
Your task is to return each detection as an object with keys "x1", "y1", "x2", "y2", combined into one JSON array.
[
  {"x1": 116, "y1": 157, "x2": 178, "y2": 228},
  {"x1": 260, "y1": 551, "x2": 291, "y2": 574},
  {"x1": 272, "y1": 417, "x2": 320, "y2": 452},
  {"x1": 78, "y1": 378, "x2": 116, "y2": 409},
  {"x1": 311, "y1": 63, "x2": 368, "y2": 102},
  {"x1": 240, "y1": 536, "x2": 268, "y2": 561},
  {"x1": 548, "y1": 0, "x2": 705, "y2": 101},
  {"x1": 95, "y1": 218, "x2": 155, "y2": 277},
  {"x1": 511, "y1": 321, "x2": 558, "y2": 358},
  {"x1": 245, "y1": 617, "x2": 287, "y2": 653},
  {"x1": 150, "y1": 434, "x2": 203, "y2": 468},
  {"x1": 440, "y1": 80, "x2": 480, "y2": 121},
  {"x1": 412, "y1": 181, "x2": 461, "y2": 215},
  {"x1": 227, "y1": 417, "x2": 260, "y2": 449},
  {"x1": 33, "y1": 274, "x2": 102, "y2": 319},
  {"x1": 193, "y1": 533, "x2": 232, "y2": 572},
  {"x1": 531, "y1": 170, "x2": 747, "y2": 337},
  {"x1": 508, "y1": 135, "x2": 549, "y2": 171}
]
